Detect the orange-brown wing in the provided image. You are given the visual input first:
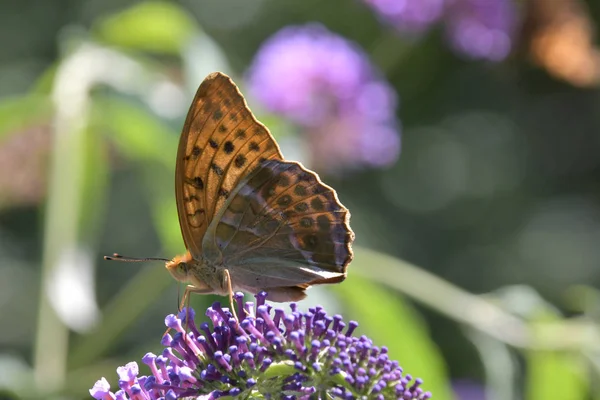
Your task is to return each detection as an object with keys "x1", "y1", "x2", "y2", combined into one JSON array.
[{"x1": 175, "y1": 72, "x2": 284, "y2": 258}]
